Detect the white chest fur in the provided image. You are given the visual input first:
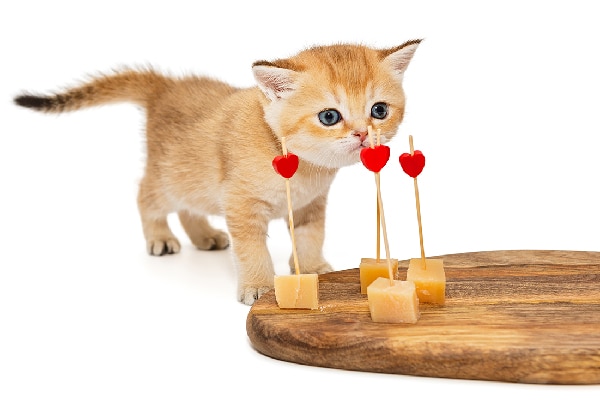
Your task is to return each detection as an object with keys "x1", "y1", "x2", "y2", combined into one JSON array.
[{"x1": 269, "y1": 168, "x2": 336, "y2": 219}]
